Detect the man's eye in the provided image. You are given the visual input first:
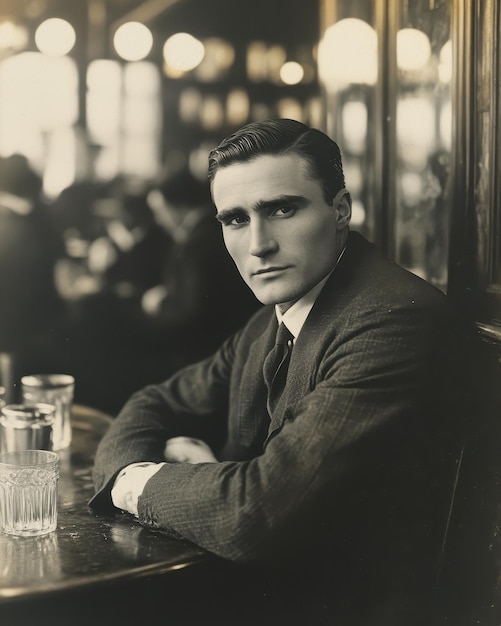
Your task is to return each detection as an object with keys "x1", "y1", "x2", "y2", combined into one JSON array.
[
  {"x1": 223, "y1": 214, "x2": 248, "y2": 227},
  {"x1": 232, "y1": 214, "x2": 249, "y2": 225},
  {"x1": 272, "y1": 205, "x2": 296, "y2": 217}
]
